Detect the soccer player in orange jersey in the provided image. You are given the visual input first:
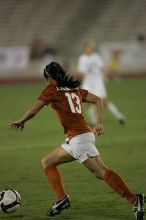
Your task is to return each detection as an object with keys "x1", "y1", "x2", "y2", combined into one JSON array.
[{"x1": 10, "y1": 62, "x2": 145, "y2": 219}]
